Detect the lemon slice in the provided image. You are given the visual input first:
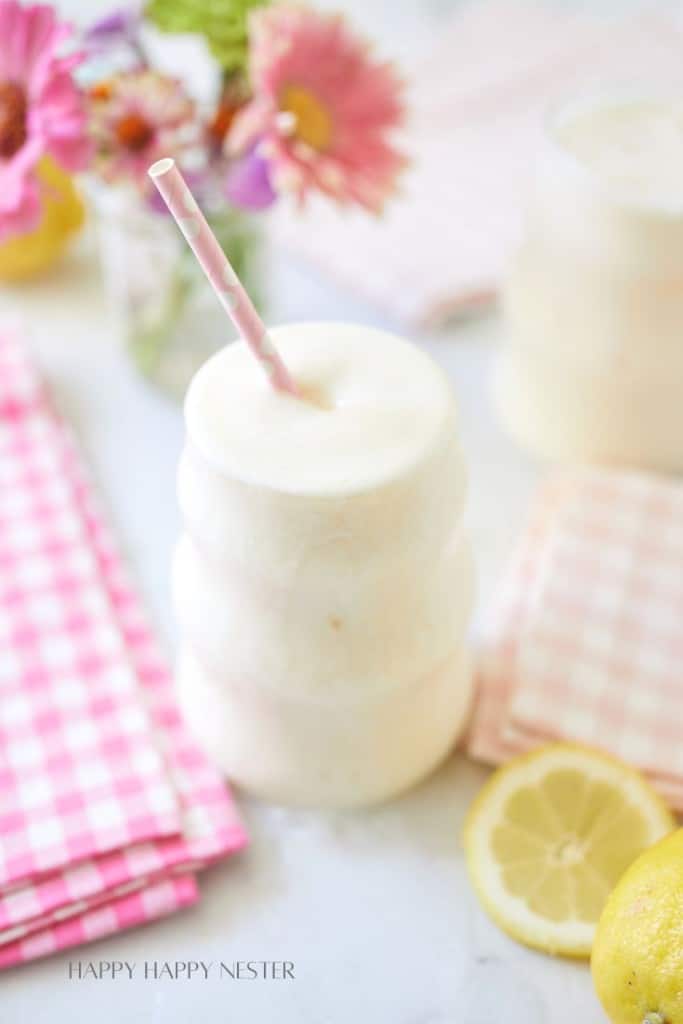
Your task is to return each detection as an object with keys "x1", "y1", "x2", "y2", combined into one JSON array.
[{"x1": 464, "y1": 744, "x2": 675, "y2": 957}]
